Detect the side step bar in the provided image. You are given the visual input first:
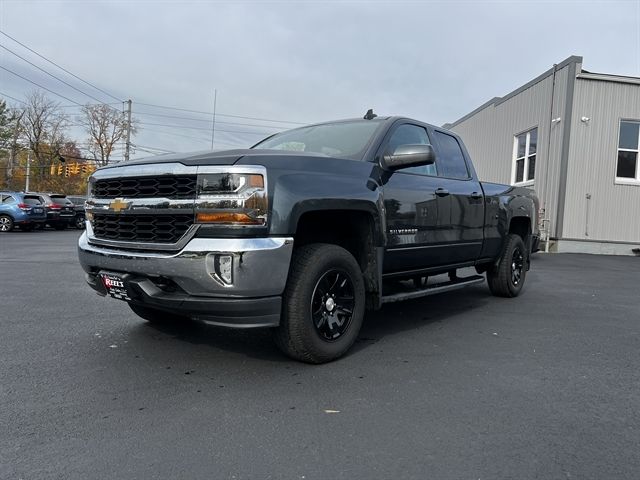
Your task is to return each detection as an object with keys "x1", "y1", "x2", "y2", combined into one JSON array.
[{"x1": 380, "y1": 275, "x2": 485, "y2": 304}]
